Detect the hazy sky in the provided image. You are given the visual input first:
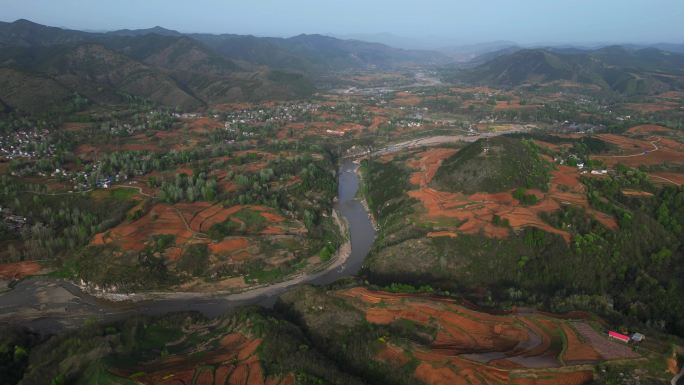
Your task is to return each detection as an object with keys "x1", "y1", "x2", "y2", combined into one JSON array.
[{"x1": 2, "y1": 0, "x2": 683, "y2": 45}]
